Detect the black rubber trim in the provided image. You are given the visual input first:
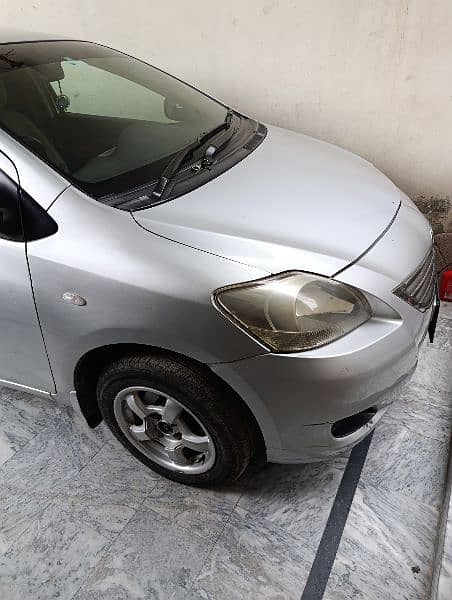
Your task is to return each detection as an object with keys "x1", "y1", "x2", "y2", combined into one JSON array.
[
  {"x1": 0, "y1": 168, "x2": 23, "y2": 241},
  {"x1": 106, "y1": 119, "x2": 267, "y2": 211},
  {"x1": 301, "y1": 432, "x2": 374, "y2": 600},
  {"x1": 20, "y1": 189, "x2": 58, "y2": 241},
  {"x1": 0, "y1": 168, "x2": 58, "y2": 242},
  {"x1": 331, "y1": 408, "x2": 377, "y2": 439}
]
